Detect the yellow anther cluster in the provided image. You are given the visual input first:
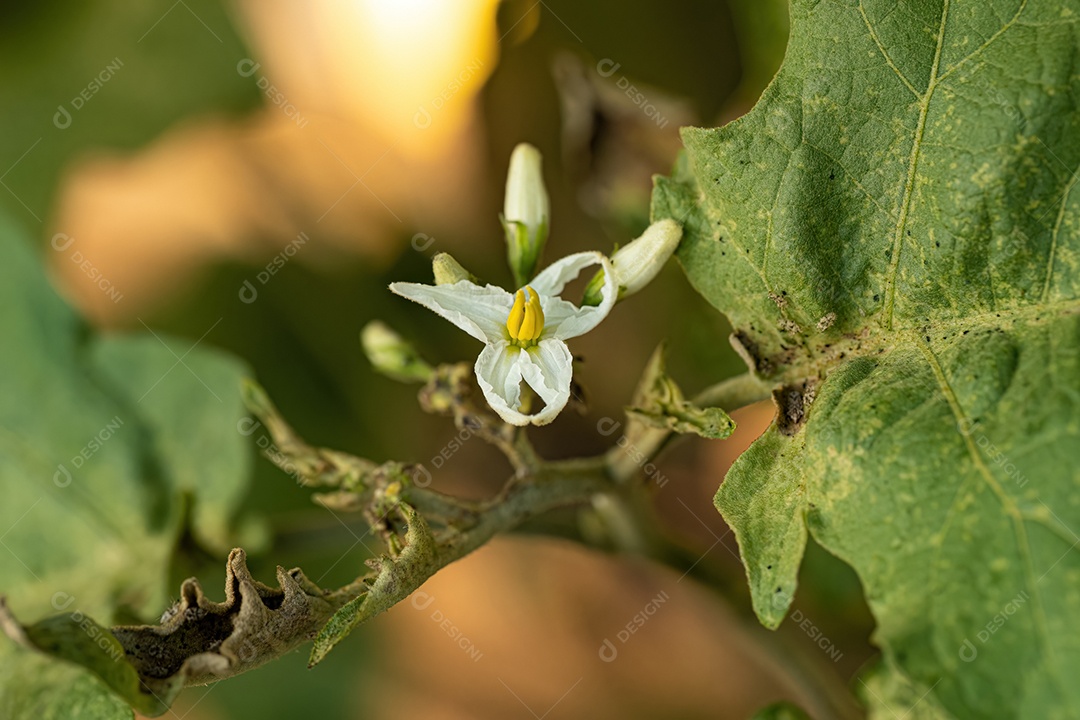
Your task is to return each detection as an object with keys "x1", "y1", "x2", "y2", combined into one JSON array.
[{"x1": 506, "y1": 286, "x2": 545, "y2": 345}]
